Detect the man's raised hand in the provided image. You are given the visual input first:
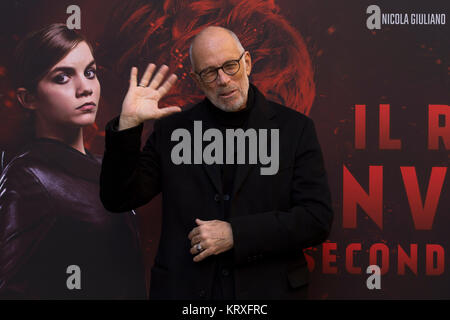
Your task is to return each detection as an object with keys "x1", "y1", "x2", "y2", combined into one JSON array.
[{"x1": 119, "y1": 64, "x2": 181, "y2": 130}]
